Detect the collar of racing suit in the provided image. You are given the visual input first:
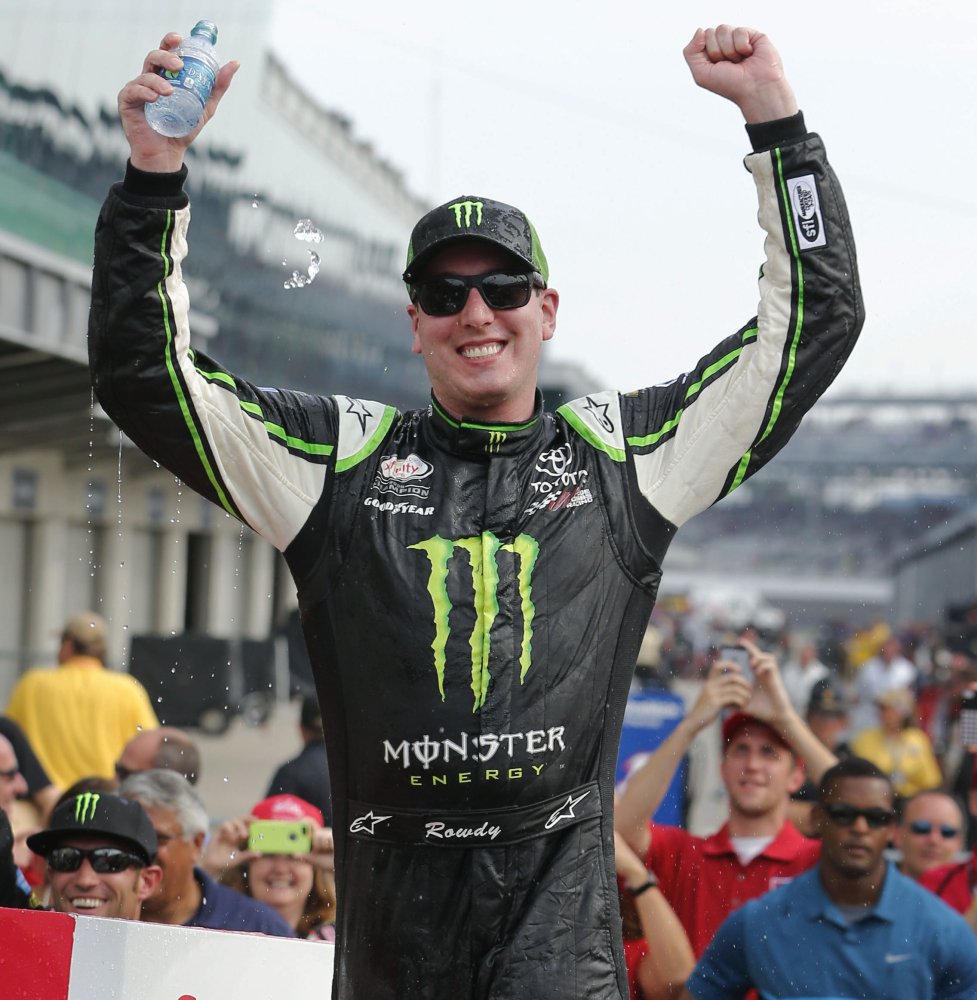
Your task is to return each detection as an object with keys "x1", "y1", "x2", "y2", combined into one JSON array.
[{"x1": 427, "y1": 391, "x2": 547, "y2": 459}]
